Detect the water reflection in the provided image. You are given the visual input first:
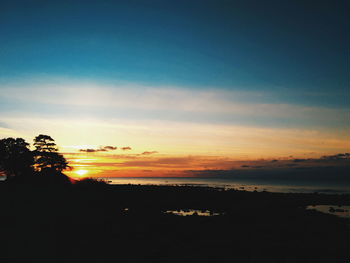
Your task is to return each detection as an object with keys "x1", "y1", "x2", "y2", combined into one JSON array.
[
  {"x1": 165, "y1": 209, "x2": 221, "y2": 216},
  {"x1": 306, "y1": 205, "x2": 350, "y2": 218}
]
